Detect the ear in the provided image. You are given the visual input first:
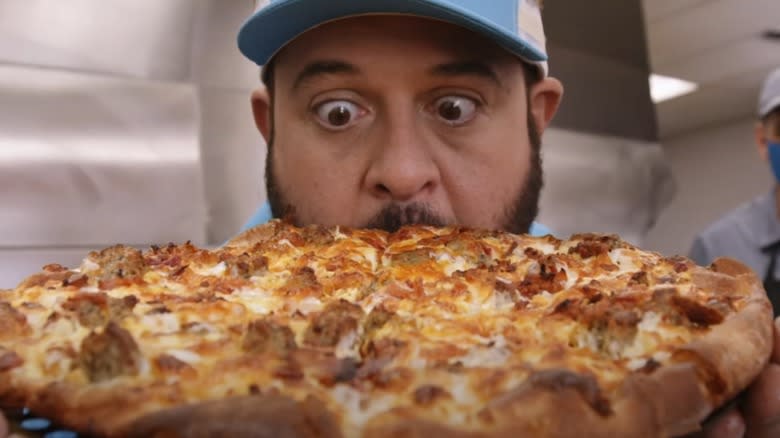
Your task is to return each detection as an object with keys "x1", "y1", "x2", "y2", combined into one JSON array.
[
  {"x1": 528, "y1": 77, "x2": 564, "y2": 134},
  {"x1": 251, "y1": 87, "x2": 272, "y2": 142},
  {"x1": 756, "y1": 120, "x2": 769, "y2": 162}
]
